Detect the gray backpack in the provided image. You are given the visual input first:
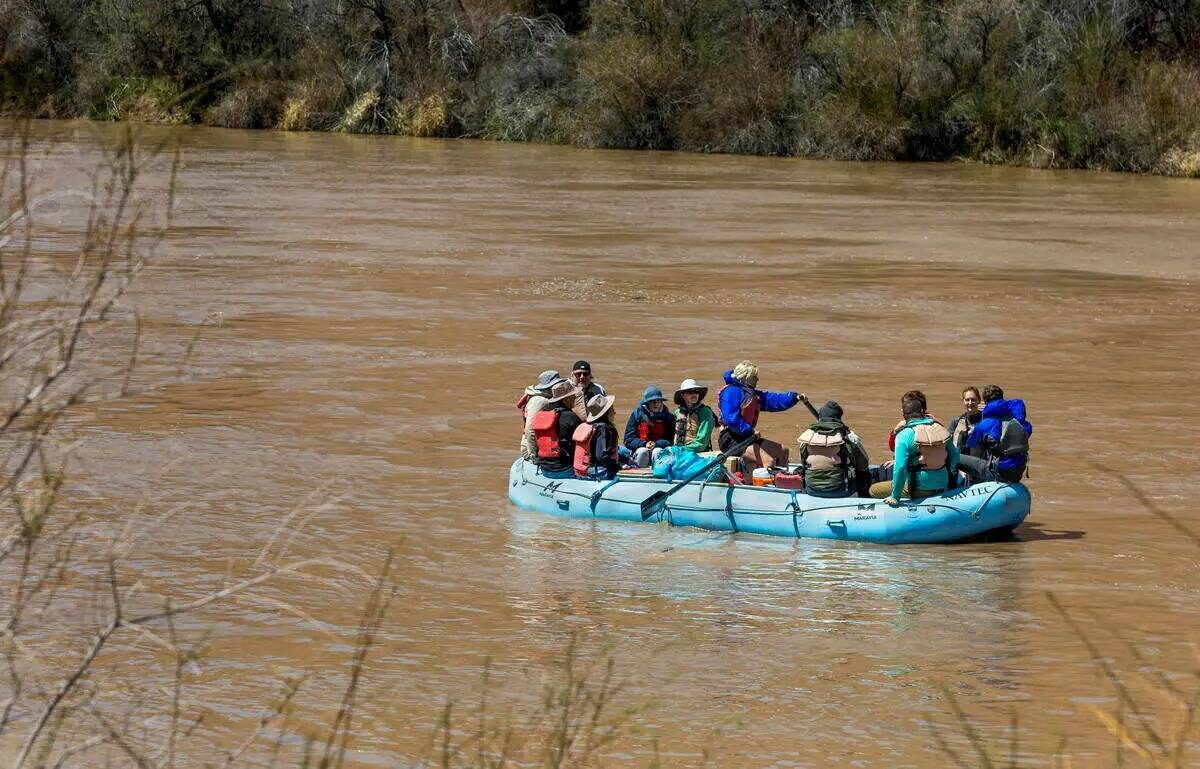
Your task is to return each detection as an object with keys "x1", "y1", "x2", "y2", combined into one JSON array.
[{"x1": 998, "y1": 418, "x2": 1029, "y2": 460}]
